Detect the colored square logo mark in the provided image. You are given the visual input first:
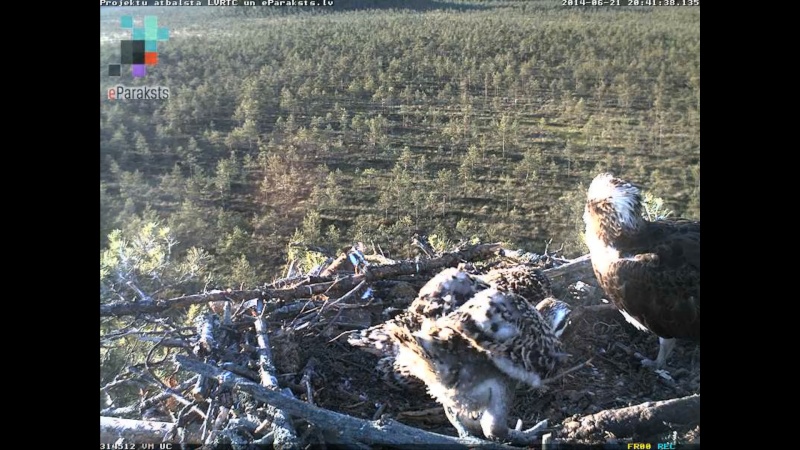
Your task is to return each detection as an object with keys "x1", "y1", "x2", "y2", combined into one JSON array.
[
  {"x1": 144, "y1": 16, "x2": 158, "y2": 29},
  {"x1": 132, "y1": 65, "x2": 146, "y2": 78},
  {"x1": 108, "y1": 16, "x2": 168, "y2": 78}
]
